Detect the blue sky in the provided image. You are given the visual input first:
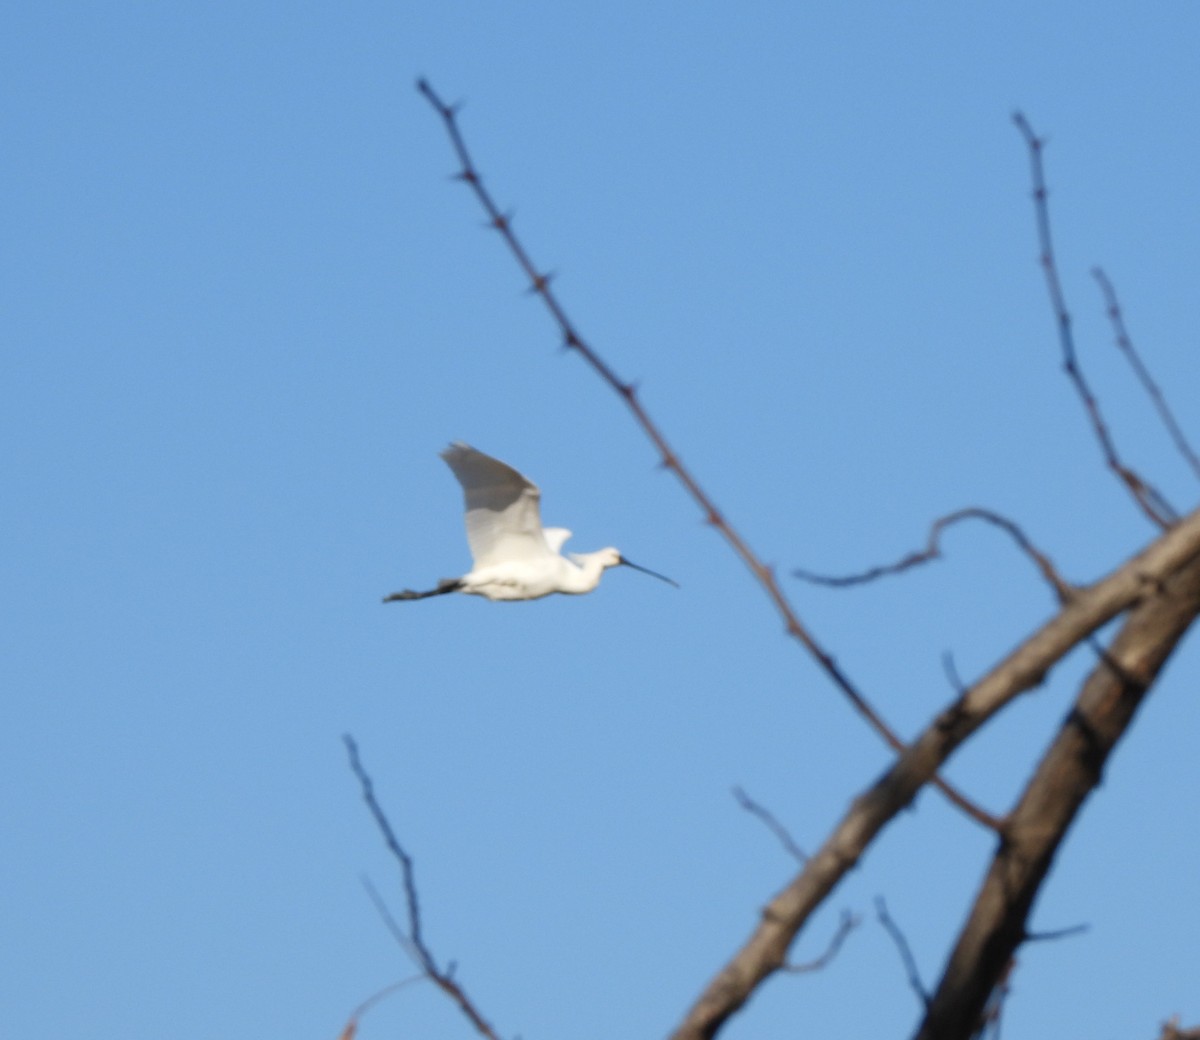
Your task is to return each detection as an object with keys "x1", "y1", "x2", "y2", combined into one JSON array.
[{"x1": 4, "y1": 4, "x2": 1199, "y2": 1038}]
